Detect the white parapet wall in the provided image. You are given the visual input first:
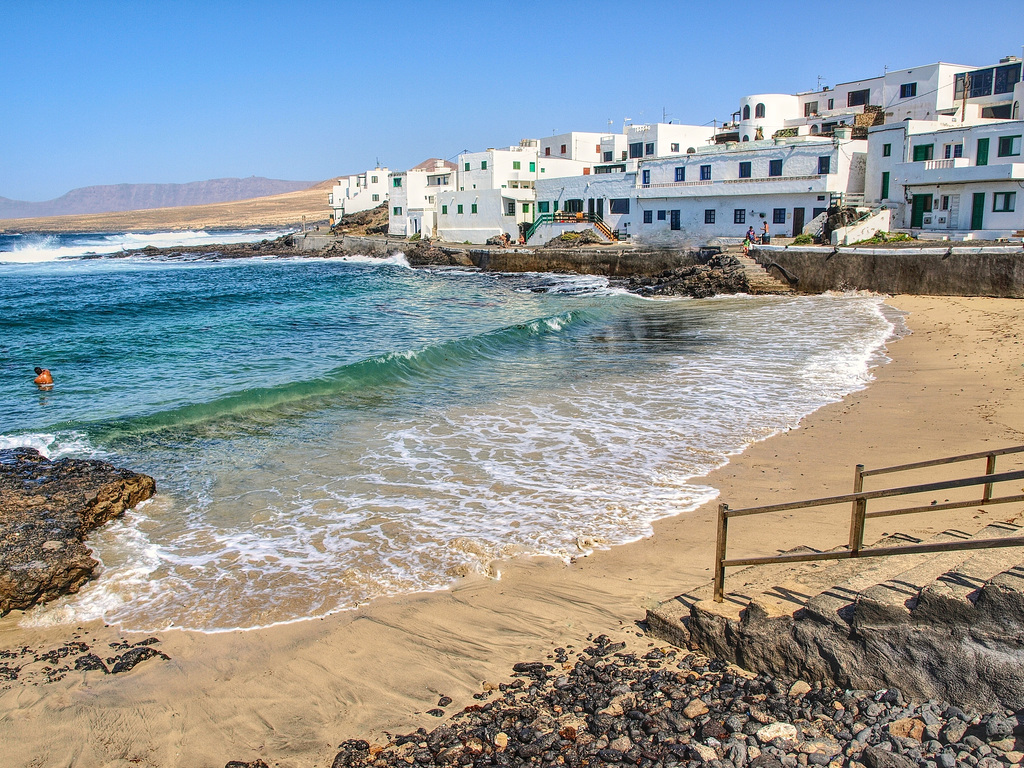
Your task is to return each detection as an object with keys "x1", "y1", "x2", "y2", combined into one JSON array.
[{"x1": 831, "y1": 208, "x2": 893, "y2": 245}]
